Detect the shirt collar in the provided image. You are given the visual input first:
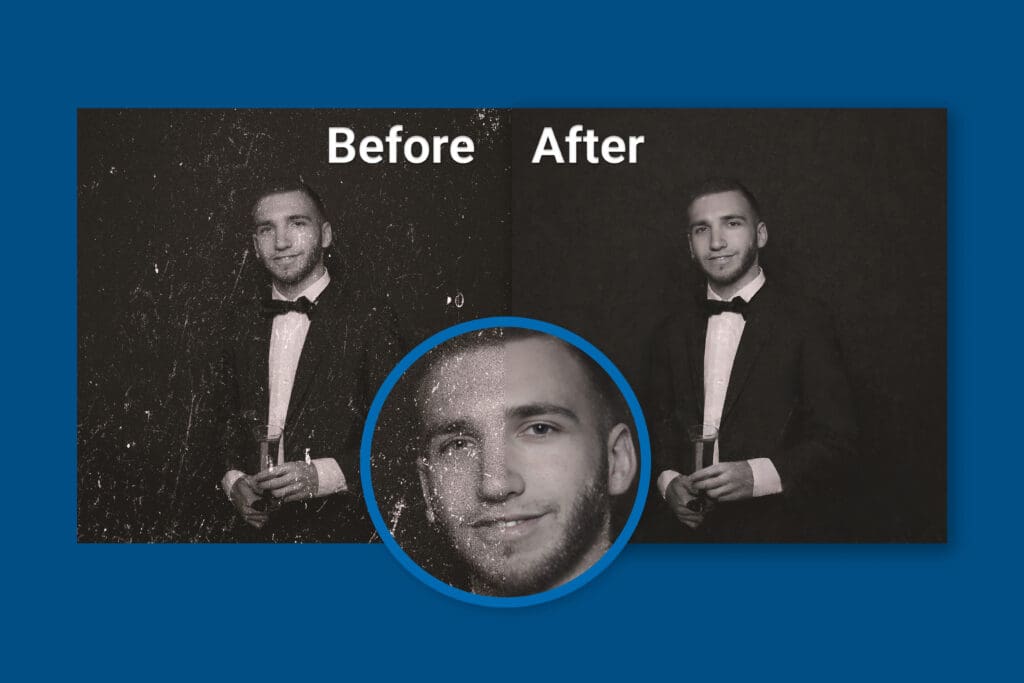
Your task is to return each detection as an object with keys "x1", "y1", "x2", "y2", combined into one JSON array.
[
  {"x1": 707, "y1": 266, "x2": 766, "y2": 302},
  {"x1": 272, "y1": 267, "x2": 331, "y2": 302}
]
